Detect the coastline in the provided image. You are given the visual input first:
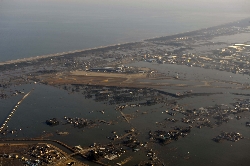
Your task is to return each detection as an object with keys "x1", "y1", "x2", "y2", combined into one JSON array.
[
  {"x1": 0, "y1": 41, "x2": 139, "y2": 66},
  {"x1": 0, "y1": 43, "x2": 130, "y2": 66},
  {"x1": 0, "y1": 17, "x2": 249, "y2": 66}
]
